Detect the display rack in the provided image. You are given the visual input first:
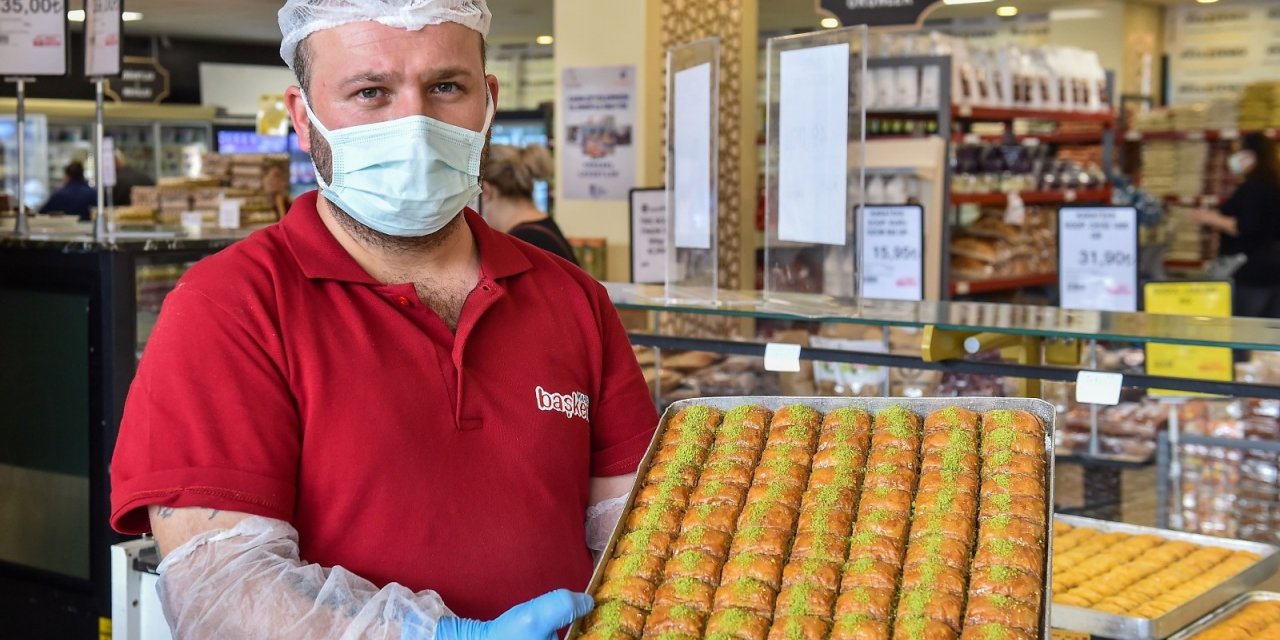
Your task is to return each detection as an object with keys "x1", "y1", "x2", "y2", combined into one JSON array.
[{"x1": 864, "y1": 56, "x2": 1117, "y2": 299}]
